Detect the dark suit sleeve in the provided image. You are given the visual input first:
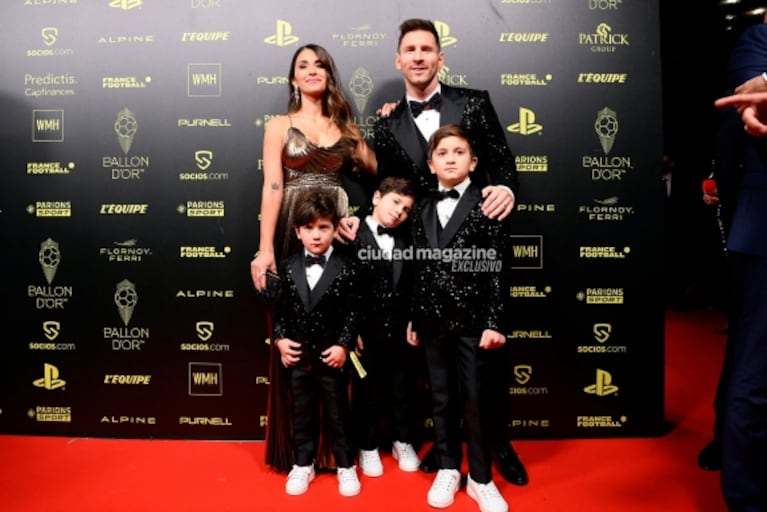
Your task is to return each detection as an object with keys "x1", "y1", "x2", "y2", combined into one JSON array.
[
  {"x1": 482, "y1": 220, "x2": 505, "y2": 332},
  {"x1": 464, "y1": 90, "x2": 519, "y2": 197},
  {"x1": 407, "y1": 203, "x2": 427, "y2": 326},
  {"x1": 372, "y1": 117, "x2": 398, "y2": 181},
  {"x1": 337, "y1": 259, "x2": 363, "y2": 350},
  {"x1": 713, "y1": 105, "x2": 746, "y2": 236},
  {"x1": 271, "y1": 260, "x2": 291, "y2": 340}
]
